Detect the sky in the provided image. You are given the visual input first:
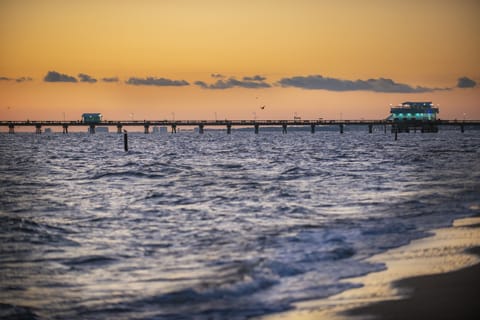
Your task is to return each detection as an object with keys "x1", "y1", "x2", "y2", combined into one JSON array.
[{"x1": 1, "y1": 0, "x2": 479, "y2": 122}]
